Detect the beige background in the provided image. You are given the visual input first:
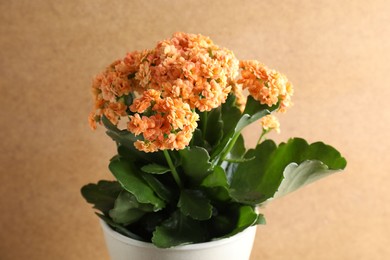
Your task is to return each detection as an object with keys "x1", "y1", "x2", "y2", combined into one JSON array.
[{"x1": 1, "y1": 0, "x2": 389, "y2": 259}]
